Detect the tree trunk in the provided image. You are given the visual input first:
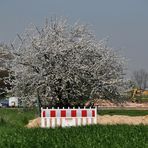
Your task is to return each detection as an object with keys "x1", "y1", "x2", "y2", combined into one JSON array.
[{"x1": 37, "y1": 90, "x2": 42, "y2": 117}]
